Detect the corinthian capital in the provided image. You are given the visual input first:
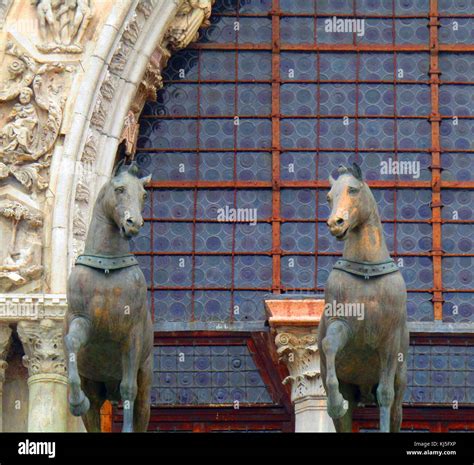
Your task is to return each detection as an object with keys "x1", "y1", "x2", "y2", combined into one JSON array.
[
  {"x1": 0, "y1": 324, "x2": 12, "y2": 384},
  {"x1": 17, "y1": 319, "x2": 66, "y2": 377},
  {"x1": 275, "y1": 329, "x2": 326, "y2": 402}
]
